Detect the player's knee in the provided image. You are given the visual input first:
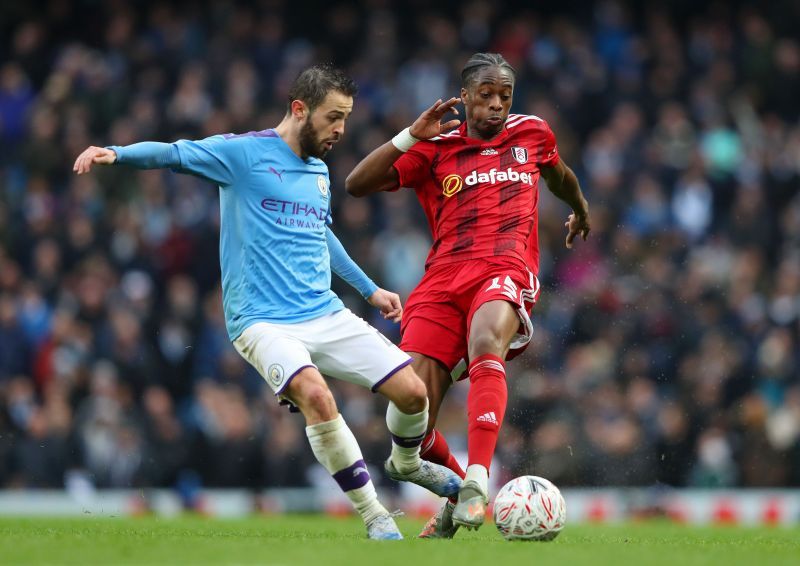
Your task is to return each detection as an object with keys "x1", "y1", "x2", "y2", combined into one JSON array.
[
  {"x1": 396, "y1": 374, "x2": 428, "y2": 414},
  {"x1": 296, "y1": 383, "x2": 337, "y2": 420},
  {"x1": 468, "y1": 330, "x2": 506, "y2": 358}
]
